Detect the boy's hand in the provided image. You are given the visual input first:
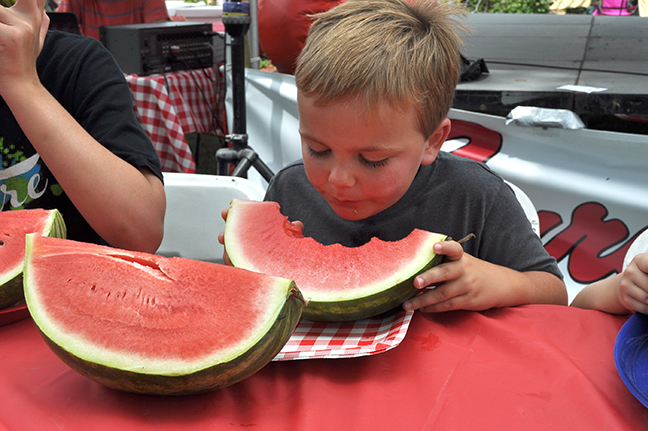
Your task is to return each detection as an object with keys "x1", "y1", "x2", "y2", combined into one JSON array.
[
  {"x1": 618, "y1": 253, "x2": 648, "y2": 314},
  {"x1": 0, "y1": 0, "x2": 49, "y2": 94},
  {"x1": 217, "y1": 208, "x2": 233, "y2": 265},
  {"x1": 403, "y1": 240, "x2": 506, "y2": 312}
]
